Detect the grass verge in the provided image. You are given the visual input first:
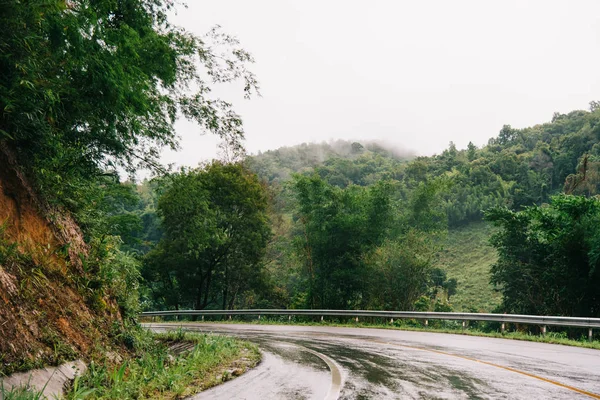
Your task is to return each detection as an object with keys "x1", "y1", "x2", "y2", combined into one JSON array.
[
  {"x1": 61, "y1": 329, "x2": 259, "y2": 400},
  {"x1": 156, "y1": 318, "x2": 600, "y2": 351}
]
